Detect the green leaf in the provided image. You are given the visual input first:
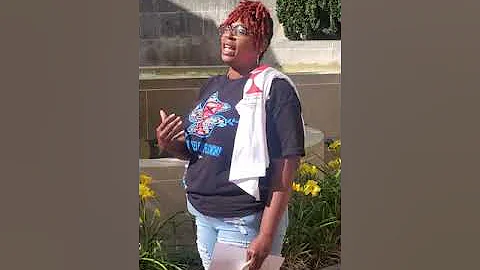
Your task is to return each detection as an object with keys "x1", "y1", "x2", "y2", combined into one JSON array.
[{"x1": 139, "y1": 258, "x2": 168, "y2": 270}]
